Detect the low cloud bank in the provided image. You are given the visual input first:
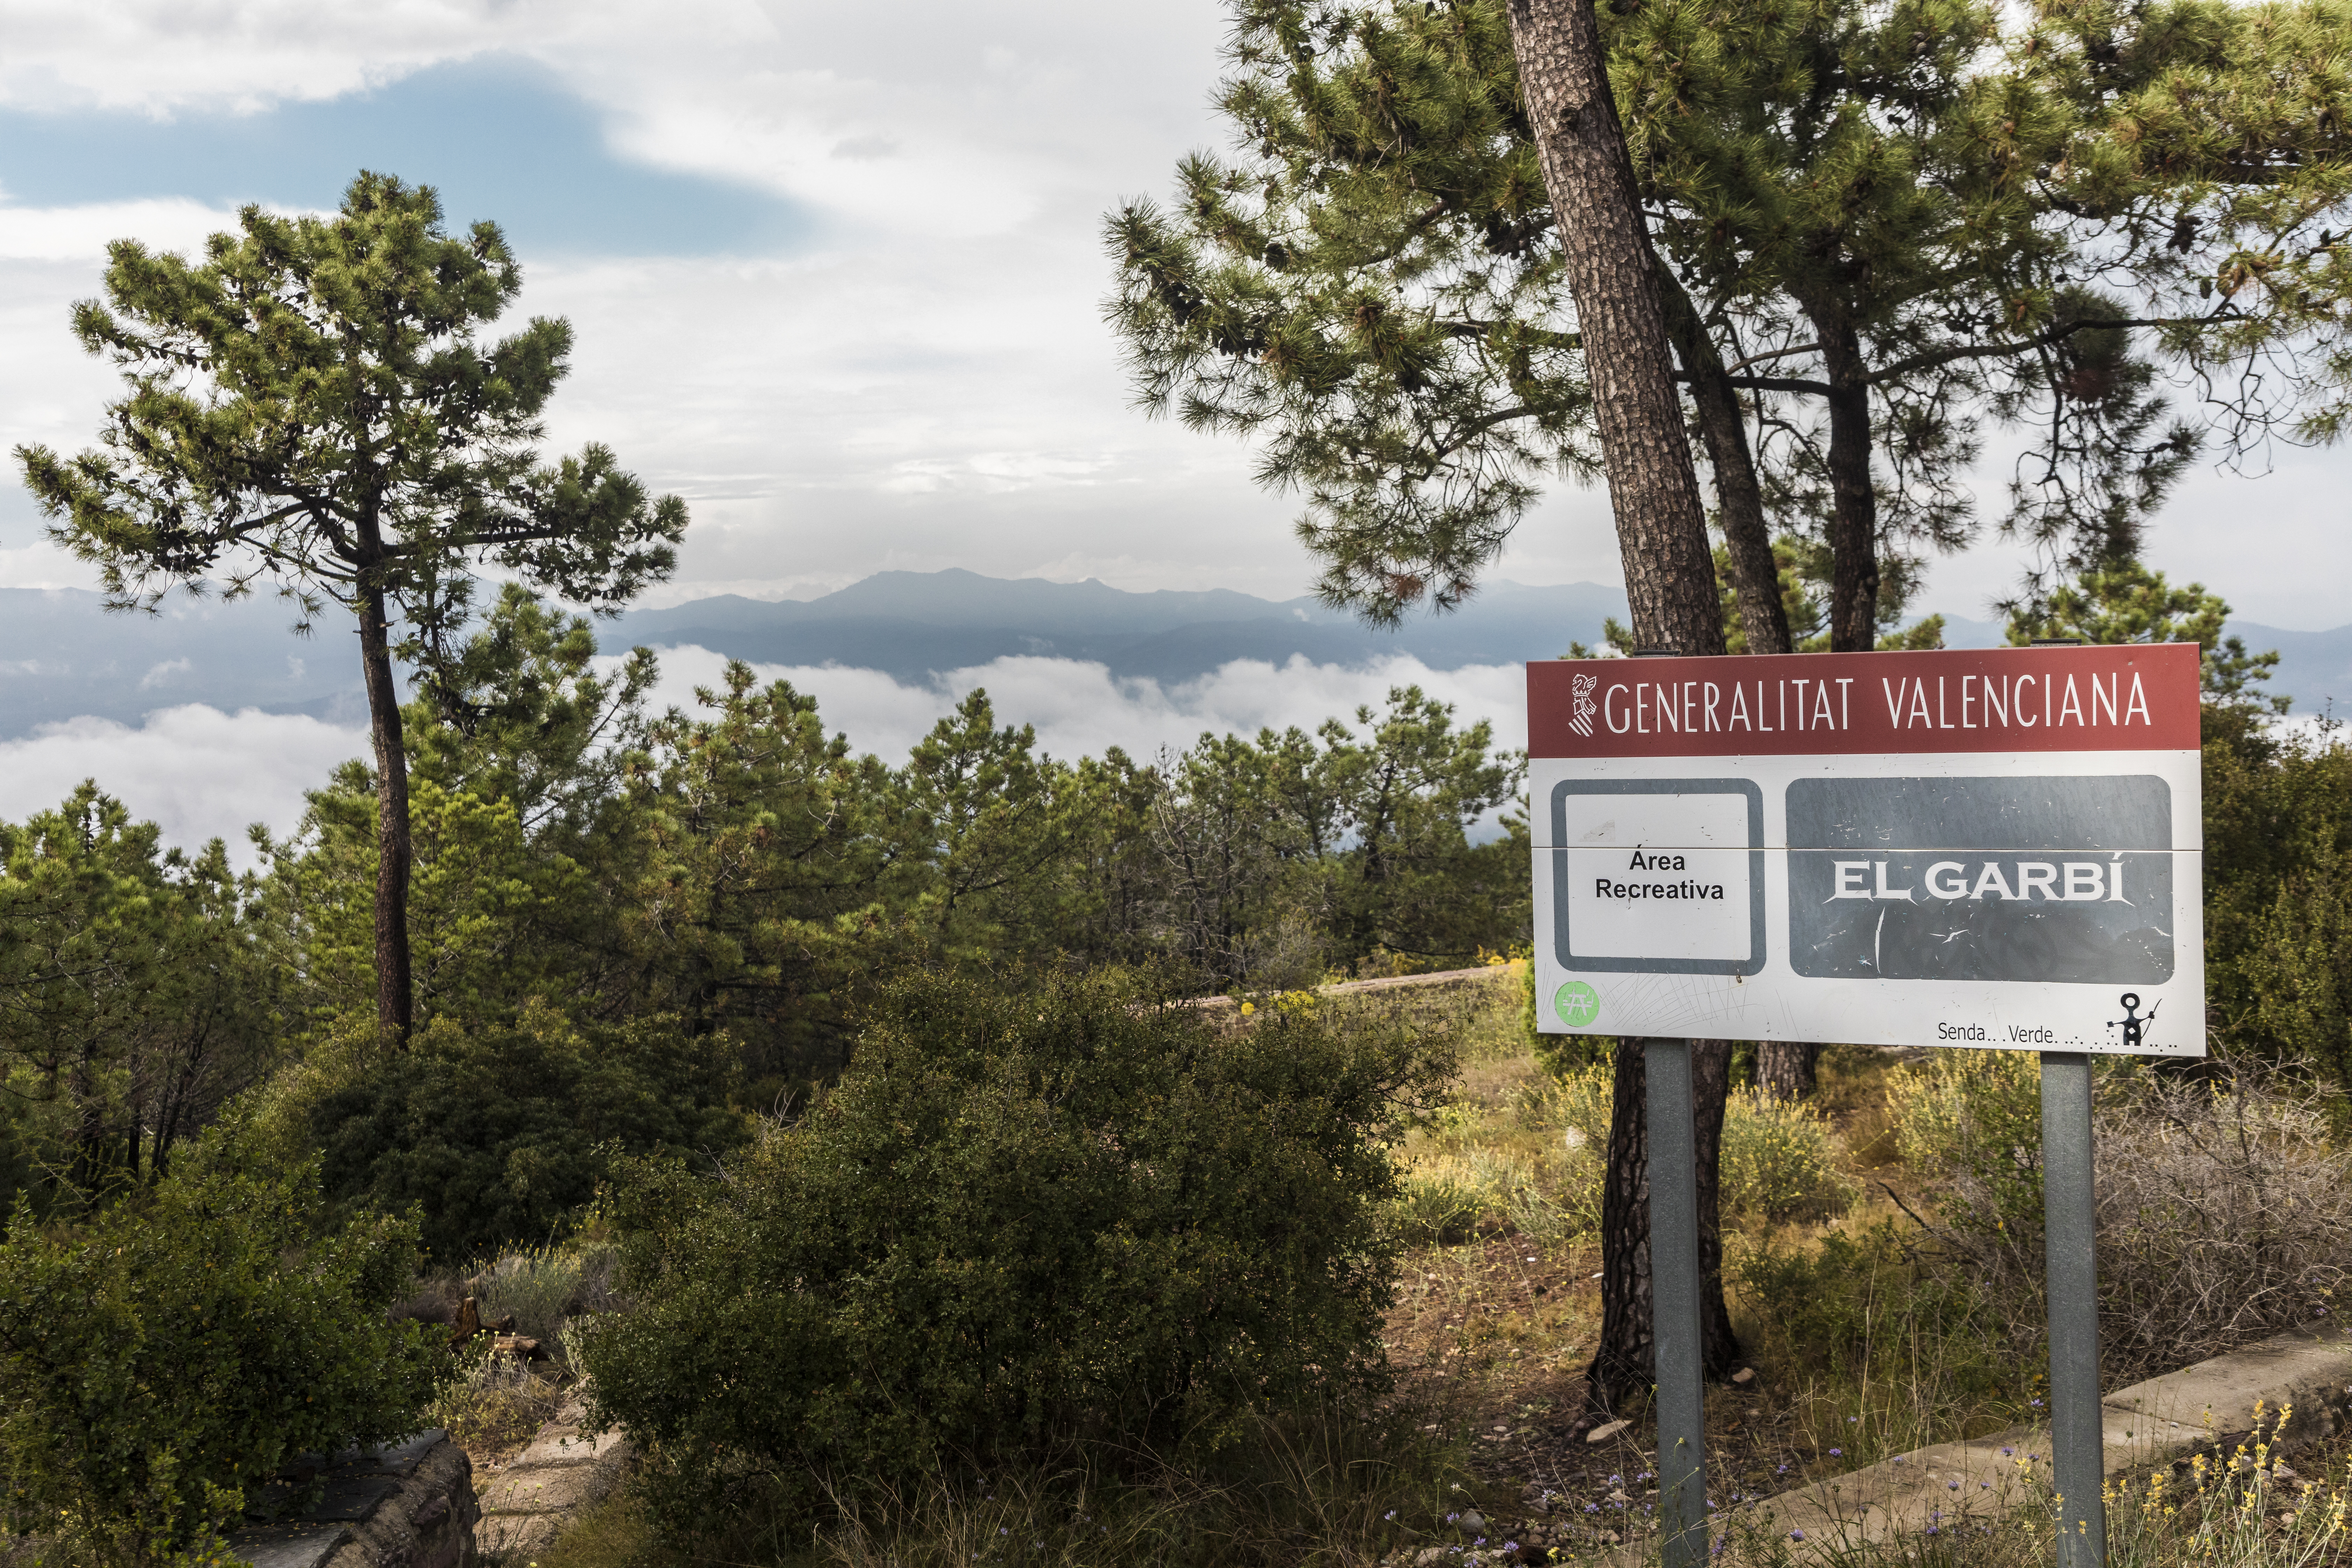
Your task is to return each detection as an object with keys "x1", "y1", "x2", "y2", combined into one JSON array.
[
  {"x1": 0, "y1": 651, "x2": 1532, "y2": 863},
  {"x1": 0, "y1": 706, "x2": 369, "y2": 866},
  {"x1": 634, "y1": 645, "x2": 1531, "y2": 764}
]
